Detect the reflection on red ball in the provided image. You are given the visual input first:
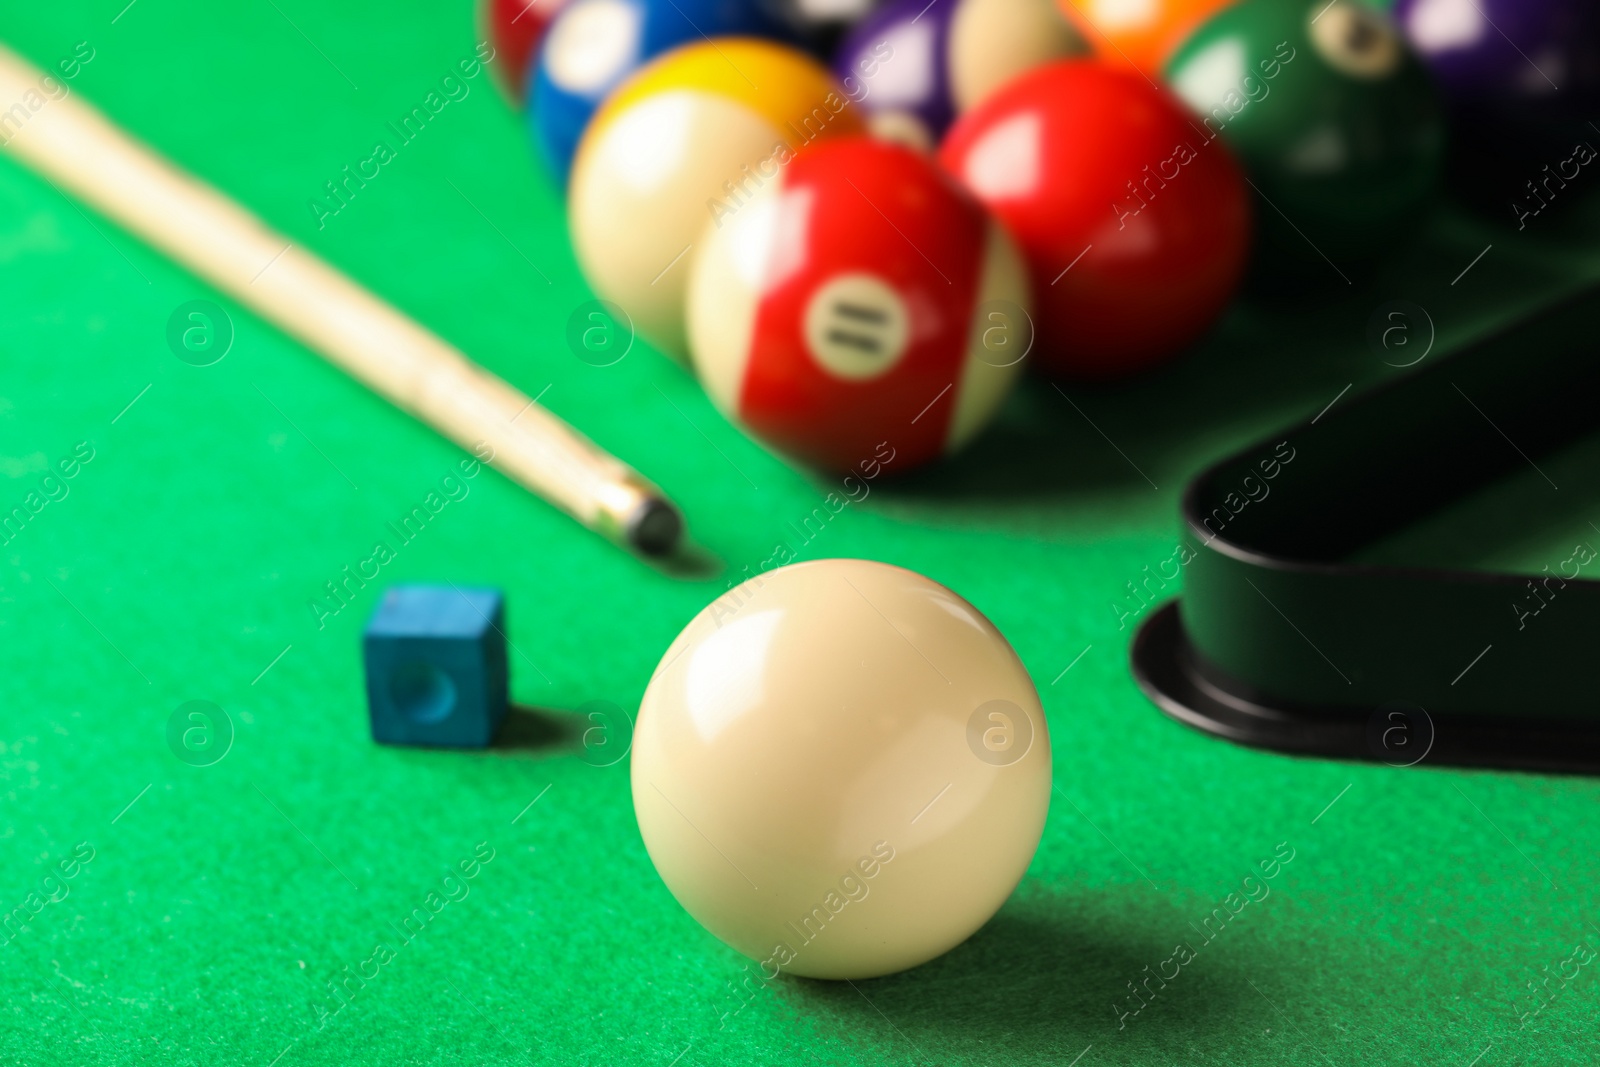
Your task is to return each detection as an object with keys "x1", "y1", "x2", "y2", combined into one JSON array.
[
  {"x1": 483, "y1": 0, "x2": 572, "y2": 103},
  {"x1": 939, "y1": 60, "x2": 1250, "y2": 379},
  {"x1": 686, "y1": 137, "x2": 1030, "y2": 474}
]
